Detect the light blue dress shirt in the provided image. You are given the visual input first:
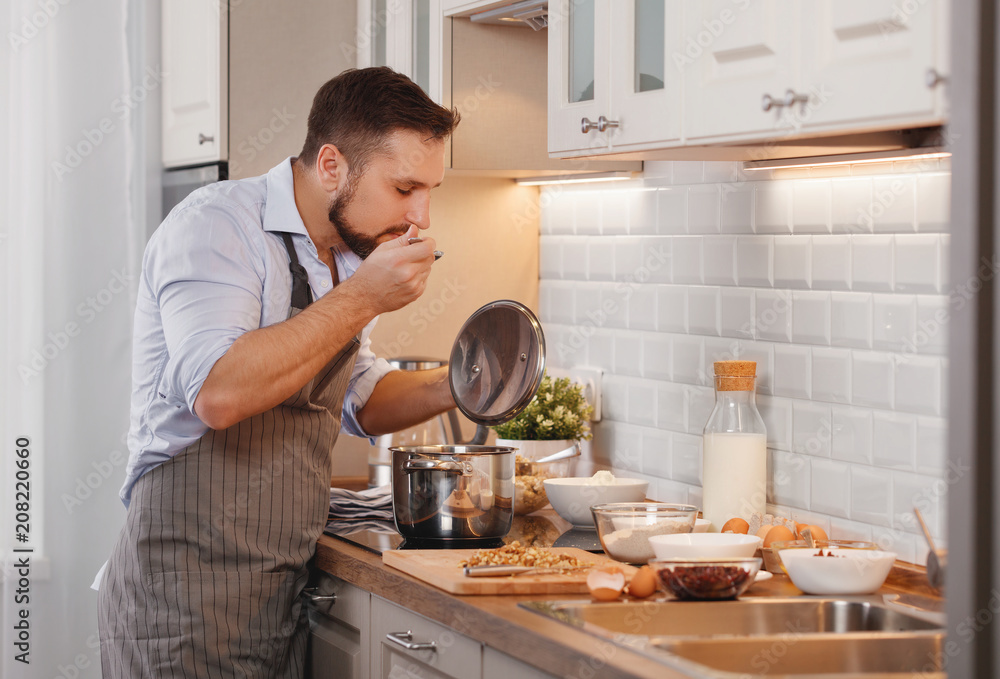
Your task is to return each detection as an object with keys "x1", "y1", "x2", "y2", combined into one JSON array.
[{"x1": 120, "y1": 157, "x2": 394, "y2": 507}]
